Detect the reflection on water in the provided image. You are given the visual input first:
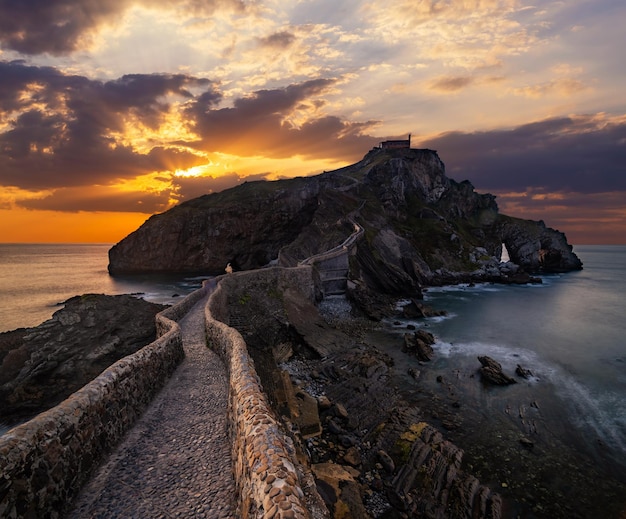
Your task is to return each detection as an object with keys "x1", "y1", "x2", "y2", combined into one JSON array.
[{"x1": 0, "y1": 244, "x2": 213, "y2": 332}]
